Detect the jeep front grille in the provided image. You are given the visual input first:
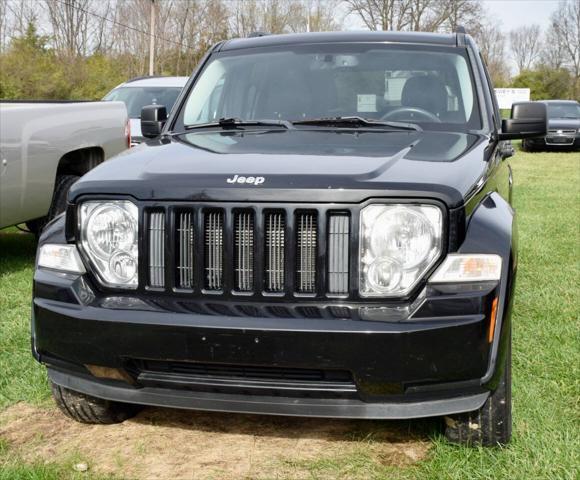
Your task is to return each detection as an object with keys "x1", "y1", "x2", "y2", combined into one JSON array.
[{"x1": 145, "y1": 204, "x2": 352, "y2": 297}]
